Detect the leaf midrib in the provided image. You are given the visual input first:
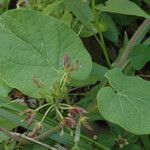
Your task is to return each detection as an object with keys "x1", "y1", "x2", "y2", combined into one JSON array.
[{"x1": 0, "y1": 19, "x2": 59, "y2": 74}]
